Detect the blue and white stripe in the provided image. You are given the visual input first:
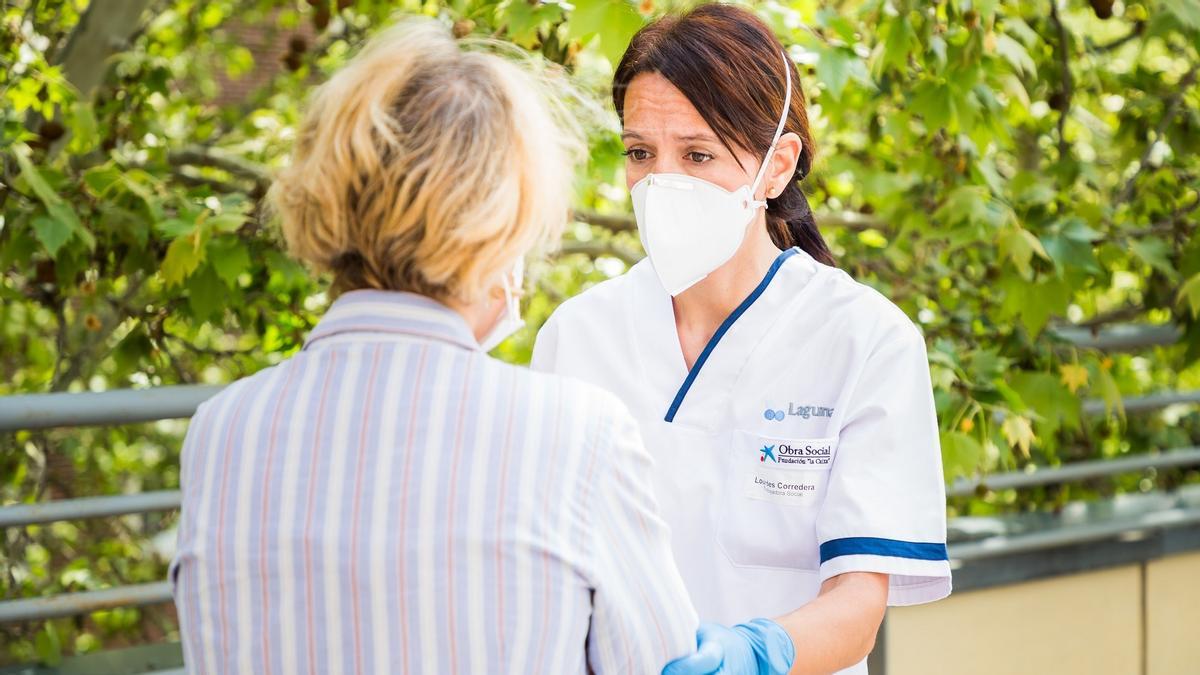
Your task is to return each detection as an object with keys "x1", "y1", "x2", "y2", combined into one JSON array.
[{"x1": 171, "y1": 289, "x2": 697, "y2": 674}]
